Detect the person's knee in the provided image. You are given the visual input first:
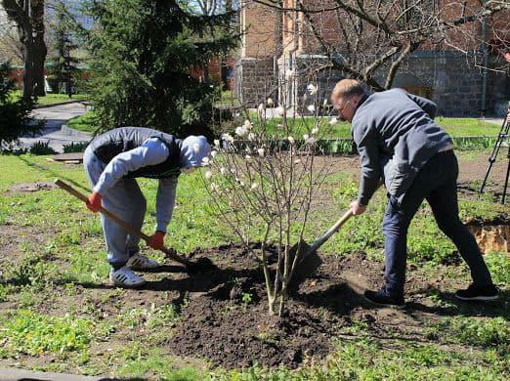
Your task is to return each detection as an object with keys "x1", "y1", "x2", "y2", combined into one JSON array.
[{"x1": 436, "y1": 216, "x2": 463, "y2": 236}]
